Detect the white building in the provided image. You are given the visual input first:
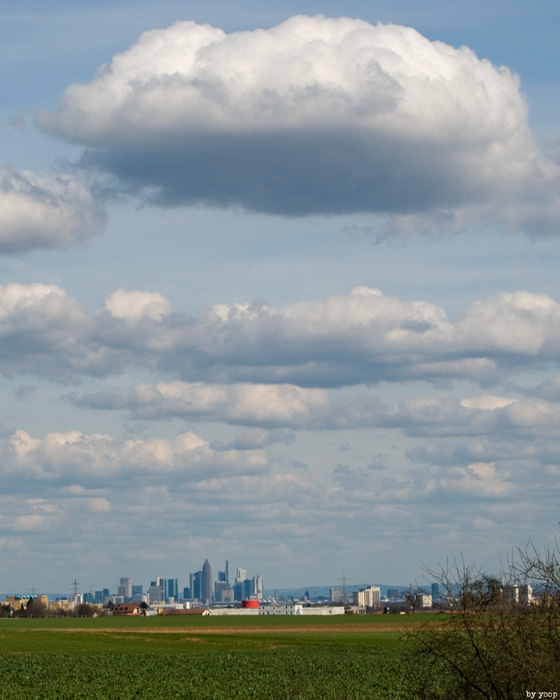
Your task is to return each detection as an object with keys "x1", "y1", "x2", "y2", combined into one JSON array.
[
  {"x1": 301, "y1": 606, "x2": 345, "y2": 615},
  {"x1": 415, "y1": 593, "x2": 433, "y2": 609},
  {"x1": 503, "y1": 585, "x2": 533, "y2": 605},
  {"x1": 353, "y1": 586, "x2": 381, "y2": 608},
  {"x1": 252, "y1": 575, "x2": 263, "y2": 600},
  {"x1": 259, "y1": 604, "x2": 303, "y2": 615},
  {"x1": 330, "y1": 588, "x2": 343, "y2": 603}
]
